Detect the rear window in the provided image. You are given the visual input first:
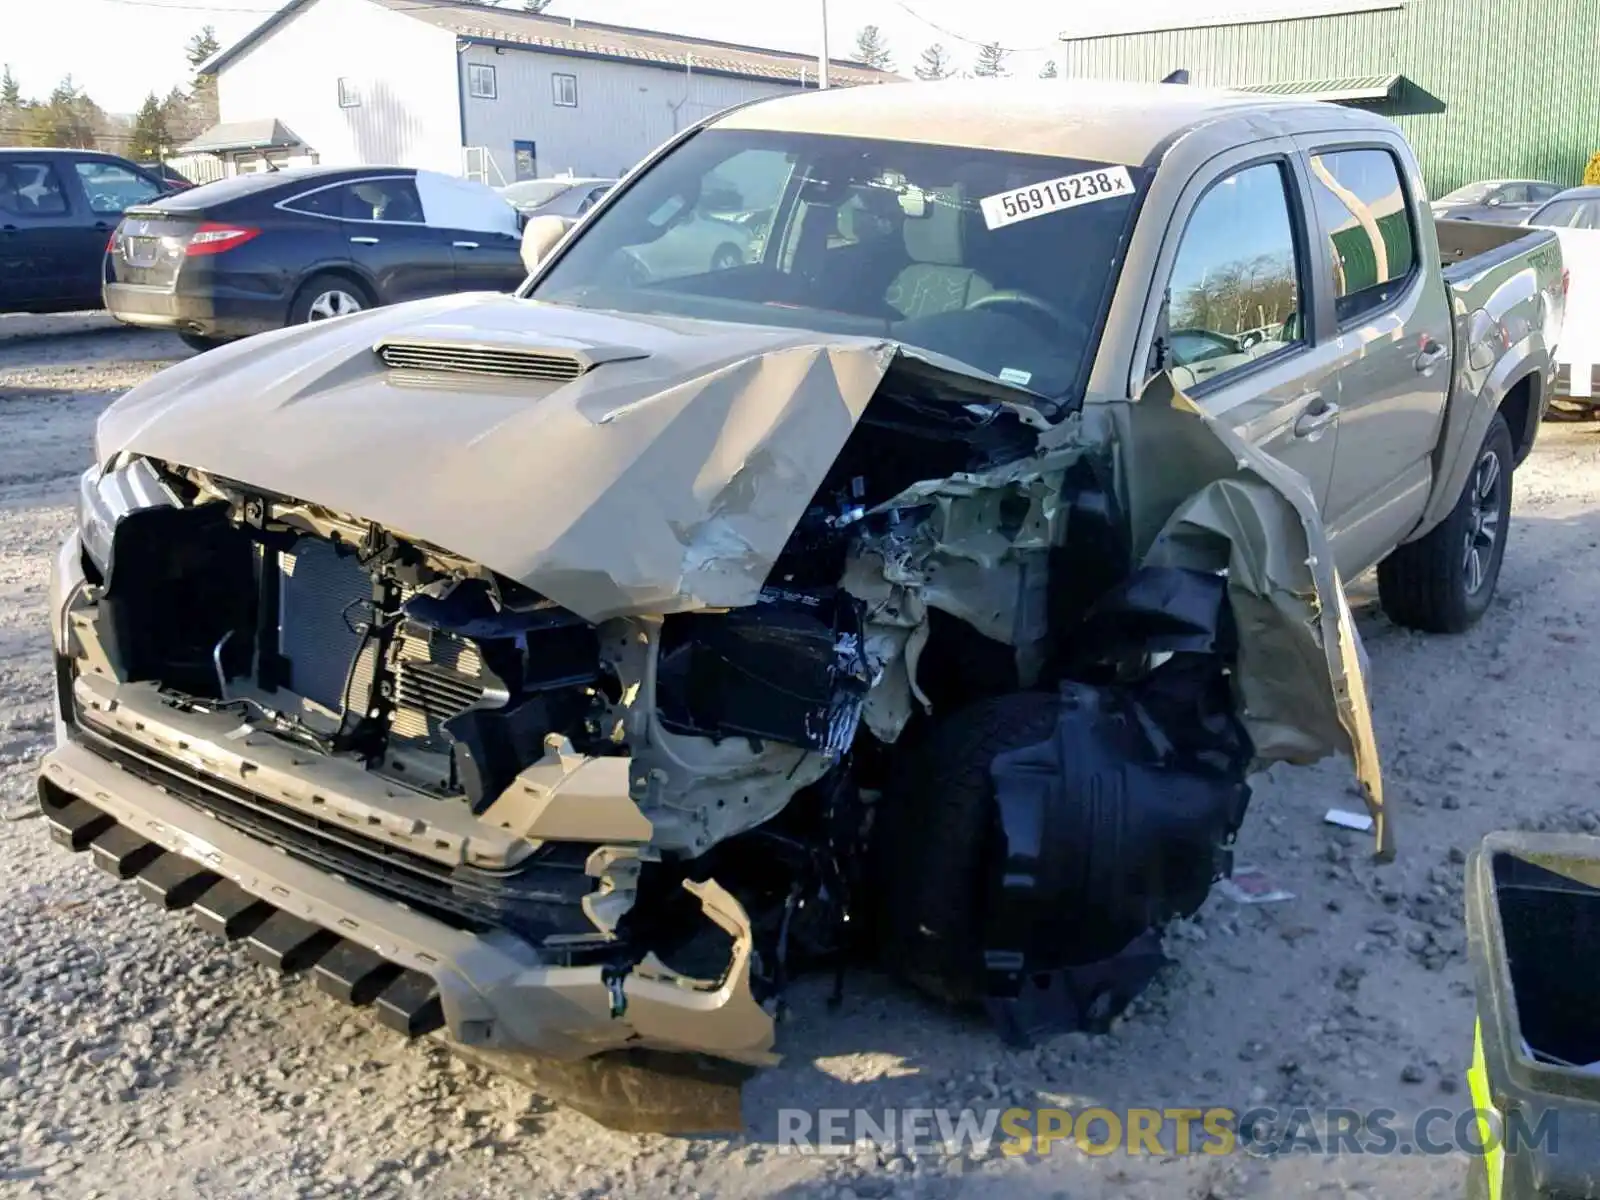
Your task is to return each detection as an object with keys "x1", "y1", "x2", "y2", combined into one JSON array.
[
  {"x1": 0, "y1": 160, "x2": 70, "y2": 216},
  {"x1": 1308, "y1": 148, "x2": 1417, "y2": 323},
  {"x1": 150, "y1": 169, "x2": 339, "y2": 211}
]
